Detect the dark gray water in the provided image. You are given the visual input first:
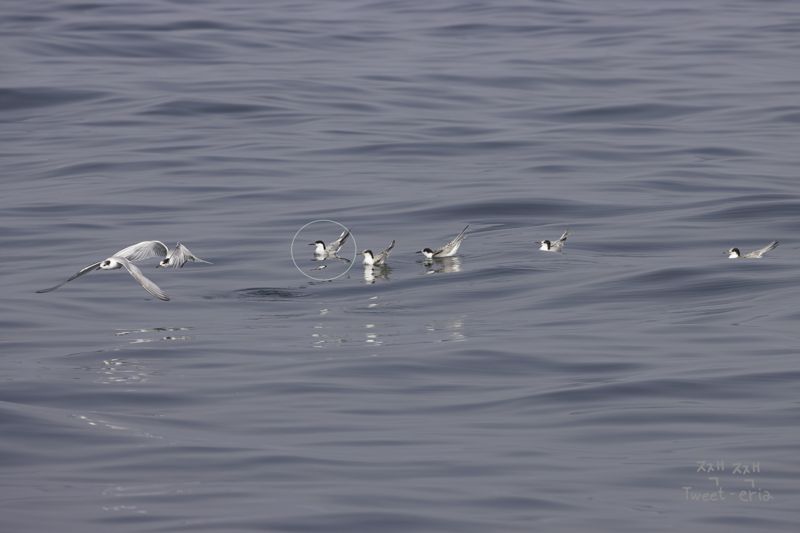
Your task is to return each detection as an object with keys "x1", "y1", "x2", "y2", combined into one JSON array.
[{"x1": 2, "y1": 0, "x2": 800, "y2": 531}]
